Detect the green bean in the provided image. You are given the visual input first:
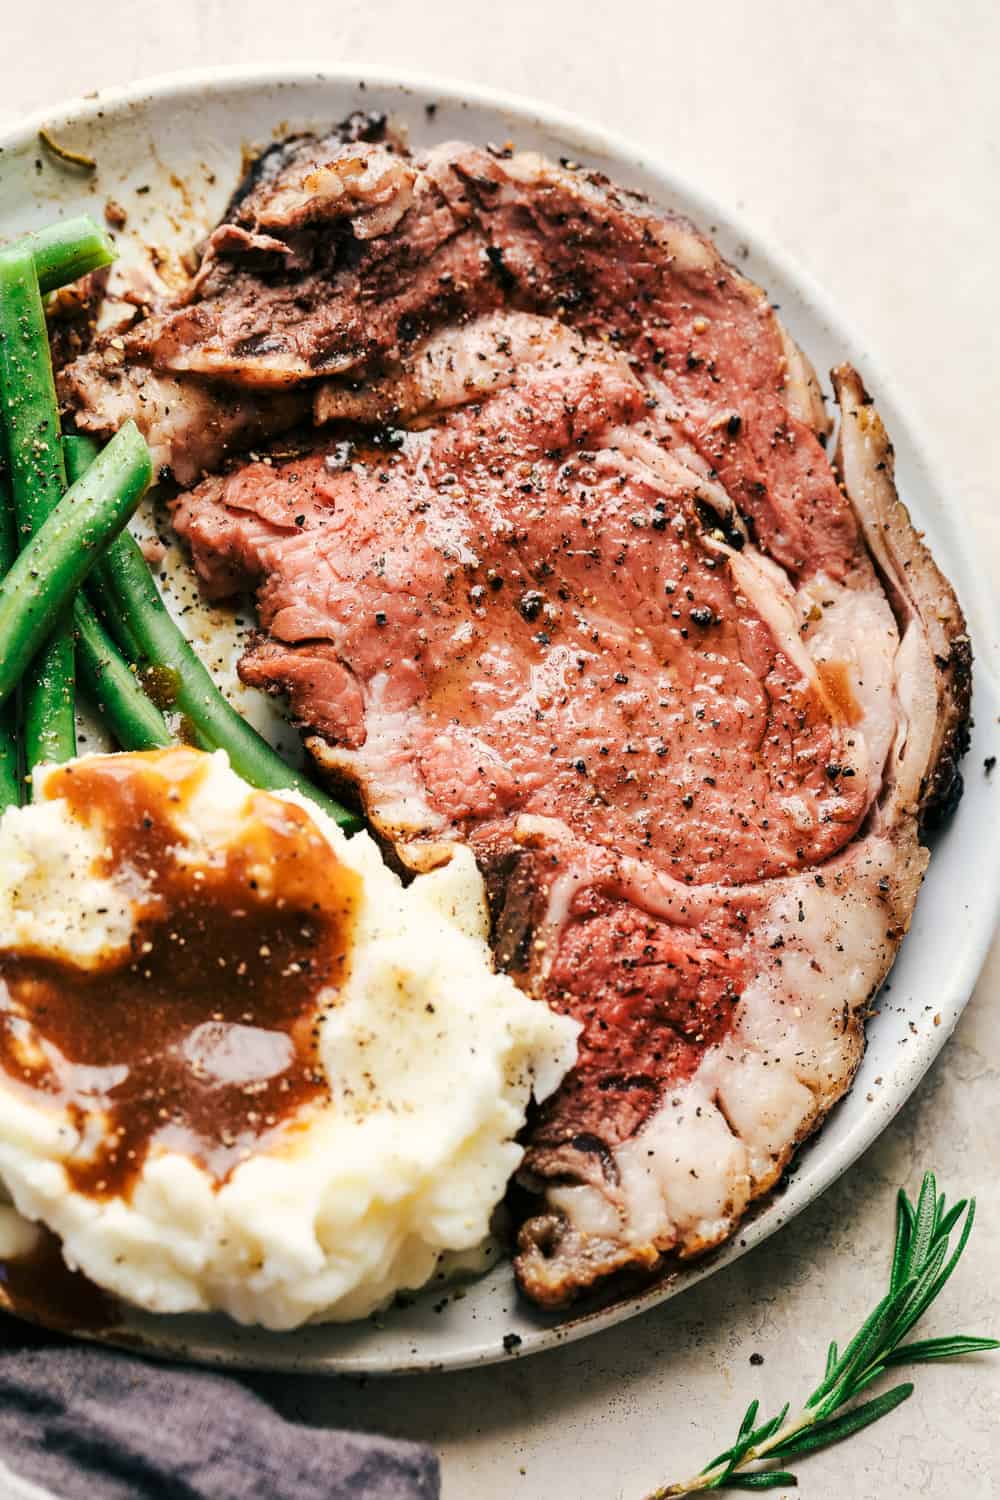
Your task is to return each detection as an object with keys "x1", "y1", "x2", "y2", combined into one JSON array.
[
  {"x1": 0, "y1": 215, "x2": 117, "y2": 781},
  {"x1": 89, "y1": 527, "x2": 362, "y2": 832},
  {"x1": 73, "y1": 598, "x2": 173, "y2": 751},
  {"x1": 0, "y1": 215, "x2": 115, "y2": 301},
  {"x1": 22, "y1": 629, "x2": 75, "y2": 767},
  {"x1": 0, "y1": 215, "x2": 128, "y2": 799},
  {"x1": 0, "y1": 213, "x2": 119, "y2": 799},
  {"x1": 62, "y1": 433, "x2": 100, "y2": 484},
  {"x1": 63, "y1": 435, "x2": 172, "y2": 752},
  {"x1": 25, "y1": 215, "x2": 116, "y2": 295},
  {"x1": 0, "y1": 462, "x2": 20, "y2": 809},
  {"x1": 0, "y1": 421, "x2": 152, "y2": 710},
  {"x1": 0, "y1": 243, "x2": 76, "y2": 772}
]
